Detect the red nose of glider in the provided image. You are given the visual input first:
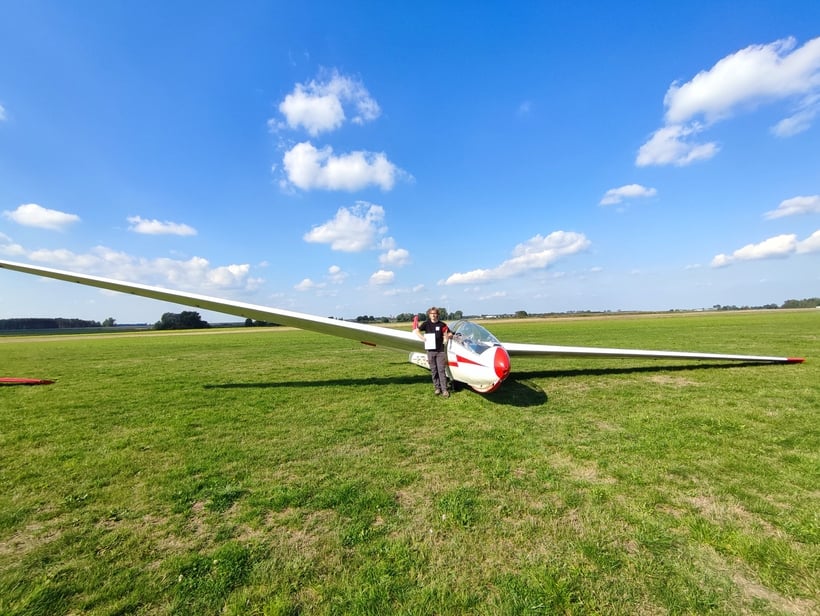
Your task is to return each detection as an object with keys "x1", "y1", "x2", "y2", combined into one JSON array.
[{"x1": 494, "y1": 346, "x2": 511, "y2": 381}]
